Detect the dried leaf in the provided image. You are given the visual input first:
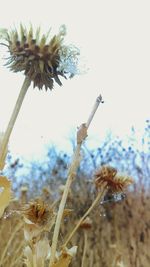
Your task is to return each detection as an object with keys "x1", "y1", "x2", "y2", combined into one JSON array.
[
  {"x1": 51, "y1": 253, "x2": 72, "y2": 267},
  {"x1": 51, "y1": 246, "x2": 77, "y2": 267},
  {"x1": 0, "y1": 176, "x2": 11, "y2": 218}
]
